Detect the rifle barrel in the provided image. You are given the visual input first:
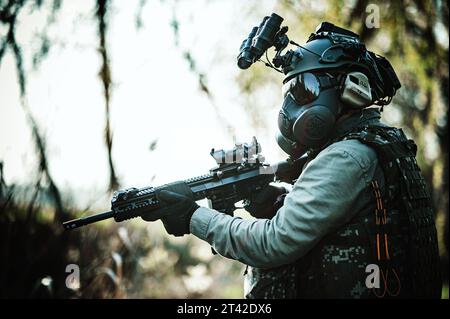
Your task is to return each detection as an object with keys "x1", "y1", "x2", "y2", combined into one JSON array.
[{"x1": 62, "y1": 210, "x2": 114, "y2": 230}]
